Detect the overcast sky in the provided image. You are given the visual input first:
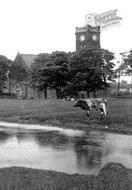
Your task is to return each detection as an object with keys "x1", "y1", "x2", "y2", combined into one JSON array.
[{"x1": 0, "y1": 0, "x2": 132, "y2": 62}]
